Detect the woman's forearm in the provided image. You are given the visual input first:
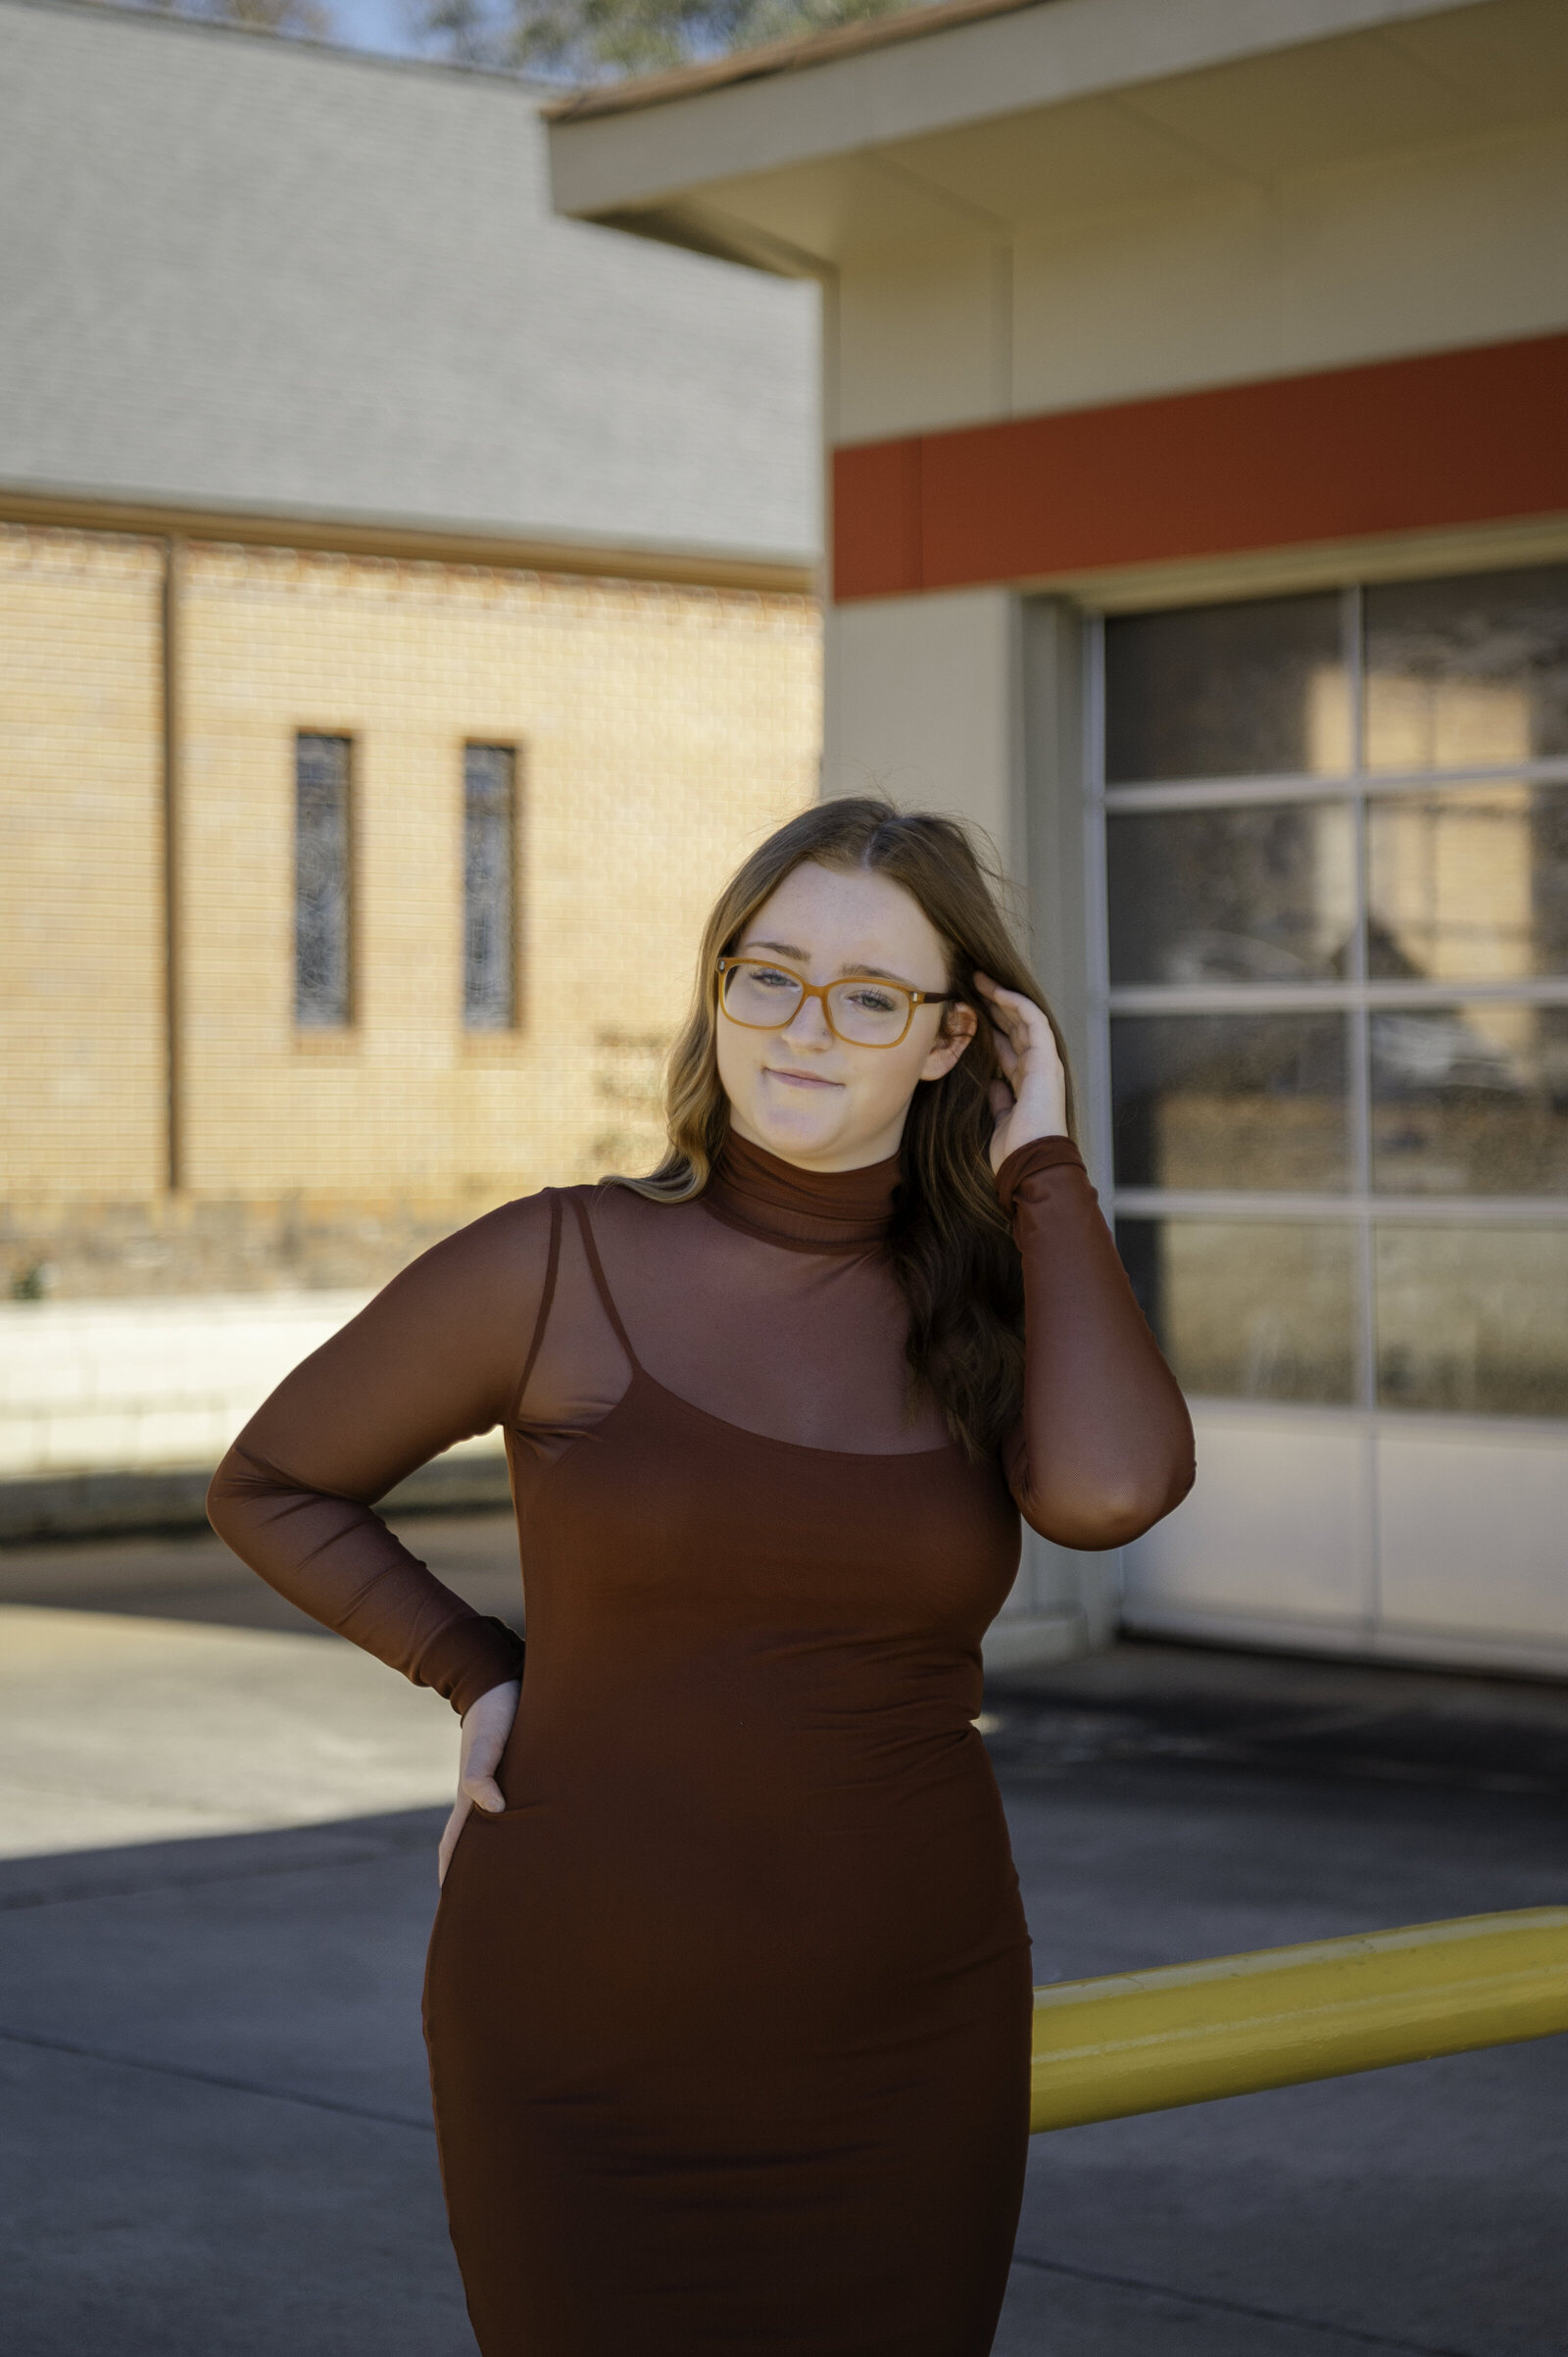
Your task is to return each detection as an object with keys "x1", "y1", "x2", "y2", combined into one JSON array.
[
  {"x1": 208, "y1": 1196, "x2": 553, "y2": 1712},
  {"x1": 998, "y1": 1139, "x2": 1195, "y2": 1548},
  {"x1": 208, "y1": 1445, "x2": 522, "y2": 1711}
]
